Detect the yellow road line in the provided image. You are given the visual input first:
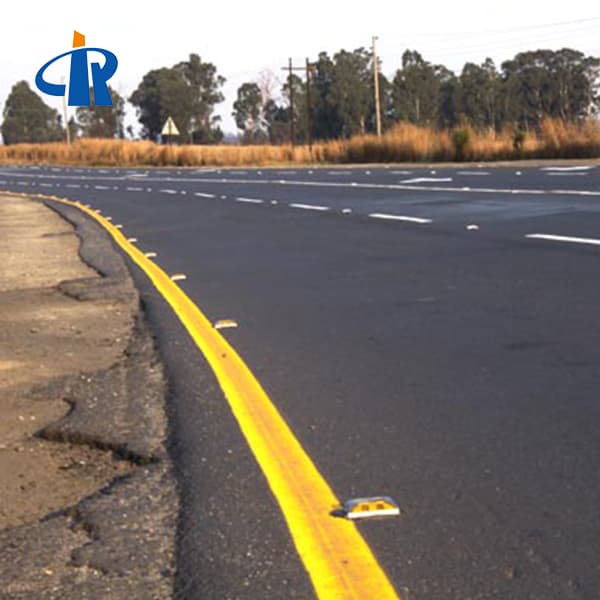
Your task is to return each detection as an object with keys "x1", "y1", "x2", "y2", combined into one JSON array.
[{"x1": 24, "y1": 192, "x2": 400, "y2": 599}]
